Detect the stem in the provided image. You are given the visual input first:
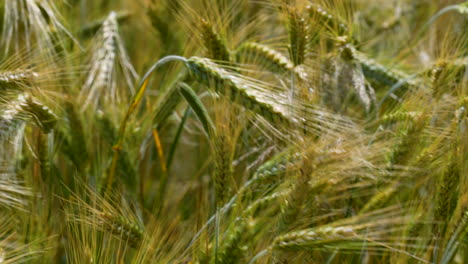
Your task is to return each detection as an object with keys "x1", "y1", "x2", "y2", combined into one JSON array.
[
  {"x1": 248, "y1": 249, "x2": 269, "y2": 264},
  {"x1": 106, "y1": 56, "x2": 187, "y2": 193},
  {"x1": 183, "y1": 176, "x2": 260, "y2": 254},
  {"x1": 215, "y1": 207, "x2": 220, "y2": 264},
  {"x1": 152, "y1": 129, "x2": 169, "y2": 214}
]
